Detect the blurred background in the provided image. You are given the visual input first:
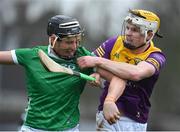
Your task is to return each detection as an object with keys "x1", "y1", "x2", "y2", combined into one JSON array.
[{"x1": 0, "y1": 0, "x2": 180, "y2": 131}]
